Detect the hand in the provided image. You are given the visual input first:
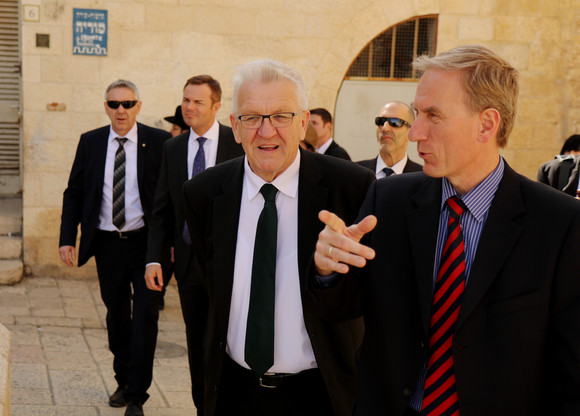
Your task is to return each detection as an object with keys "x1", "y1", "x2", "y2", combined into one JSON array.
[
  {"x1": 59, "y1": 245, "x2": 76, "y2": 267},
  {"x1": 314, "y1": 210, "x2": 377, "y2": 276},
  {"x1": 145, "y1": 264, "x2": 164, "y2": 291}
]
